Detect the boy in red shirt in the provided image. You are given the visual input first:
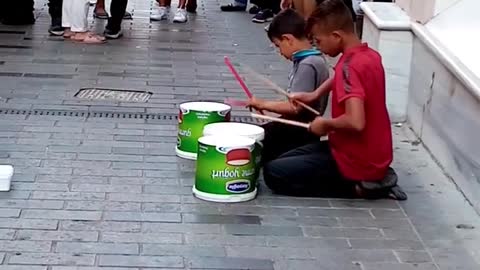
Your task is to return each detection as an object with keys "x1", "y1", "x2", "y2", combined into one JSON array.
[{"x1": 263, "y1": 0, "x2": 406, "y2": 200}]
